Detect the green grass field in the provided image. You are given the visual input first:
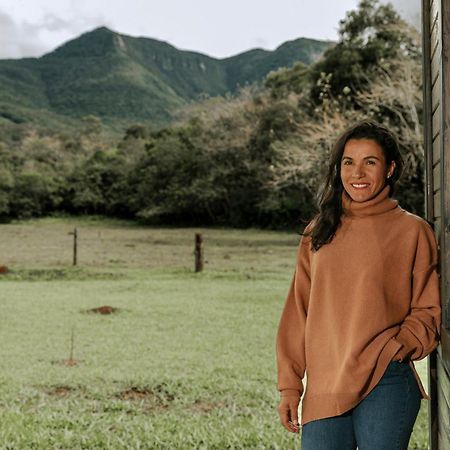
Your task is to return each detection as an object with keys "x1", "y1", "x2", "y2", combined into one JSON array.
[{"x1": 0, "y1": 217, "x2": 430, "y2": 449}]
